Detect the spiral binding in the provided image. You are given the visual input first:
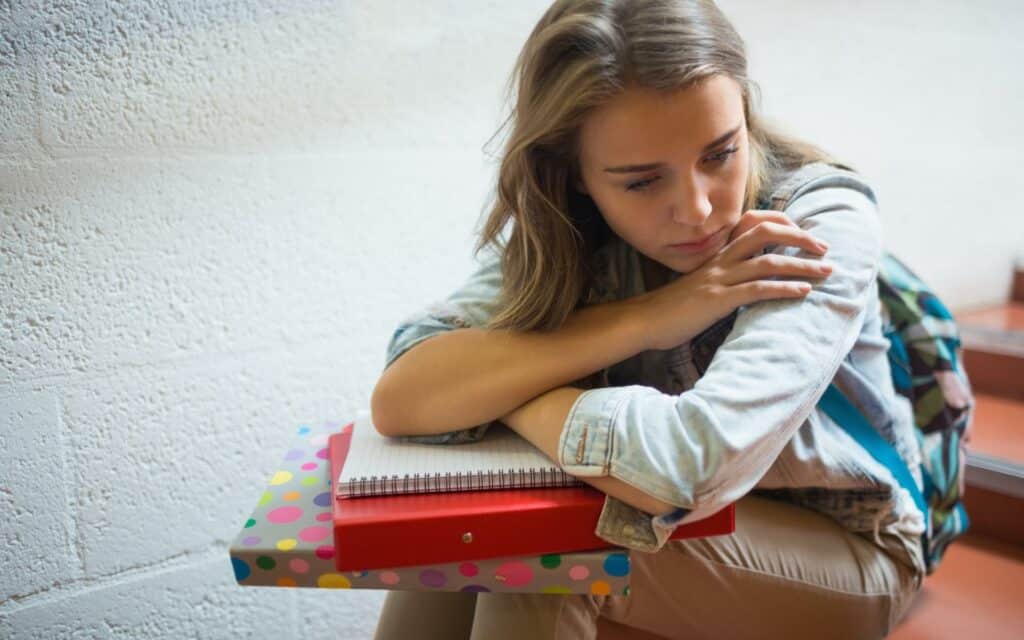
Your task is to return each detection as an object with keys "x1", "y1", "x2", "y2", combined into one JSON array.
[{"x1": 344, "y1": 465, "x2": 582, "y2": 498}]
